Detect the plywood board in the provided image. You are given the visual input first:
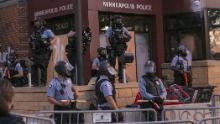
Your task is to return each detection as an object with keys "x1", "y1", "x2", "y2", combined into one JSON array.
[{"x1": 47, "y1": 35, "x2": 68, "y2": 83}]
